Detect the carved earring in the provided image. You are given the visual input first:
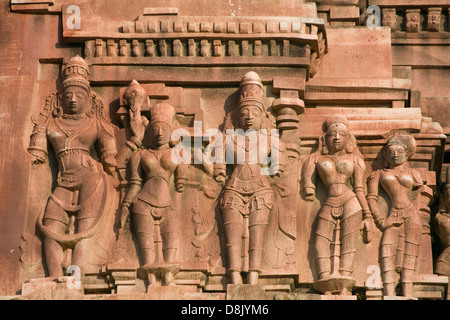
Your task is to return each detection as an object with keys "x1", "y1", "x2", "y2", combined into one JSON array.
[
  {"x1": 320, "y1": 136, "x2": 329, "y2": 155},
  {"x1": 86, "y1": 95, "x2": 95, "y2": 118},
  {"x1": 52, "y1": 95, "x2": 63, "y2": 118}
]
